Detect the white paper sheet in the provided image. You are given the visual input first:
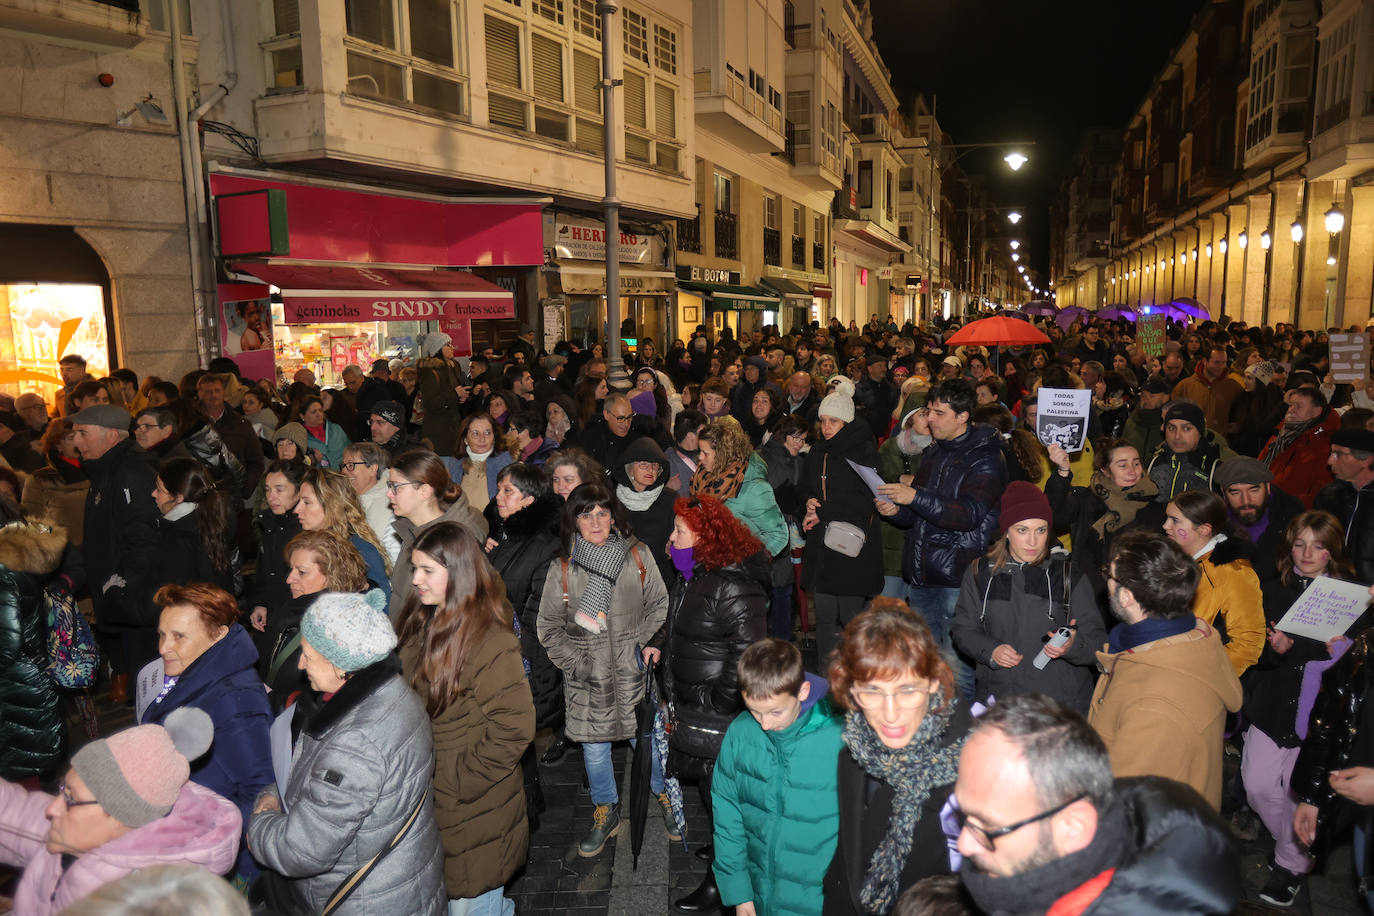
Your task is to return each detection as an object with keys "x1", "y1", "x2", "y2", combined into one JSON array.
[
  {"x1": 269, "y1": 703, "x2": 297, "y2": 807},
  {"x1": 846, "y1": 459, "x2": 892, "y2": 503},
  {"x1": 1275, "y1": 575, "x2": 1372, "y2": 642}
]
